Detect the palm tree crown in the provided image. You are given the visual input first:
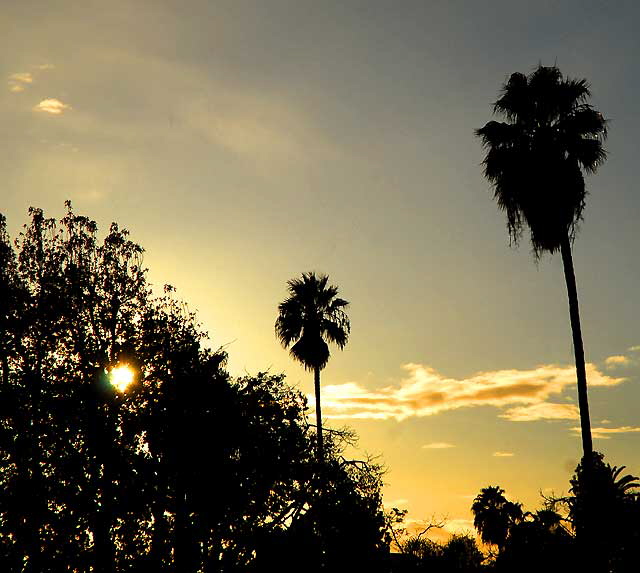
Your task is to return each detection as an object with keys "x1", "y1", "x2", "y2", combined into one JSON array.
[
  {"x1": 476, "y1": 65, "x2": 607, "y2": 256},
  {"x1": 275, "y1": 272, "x2": 350, "y2": 372},
  {"x1": 472, "y1": 486, "x2": 523, "y2": 550}
]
